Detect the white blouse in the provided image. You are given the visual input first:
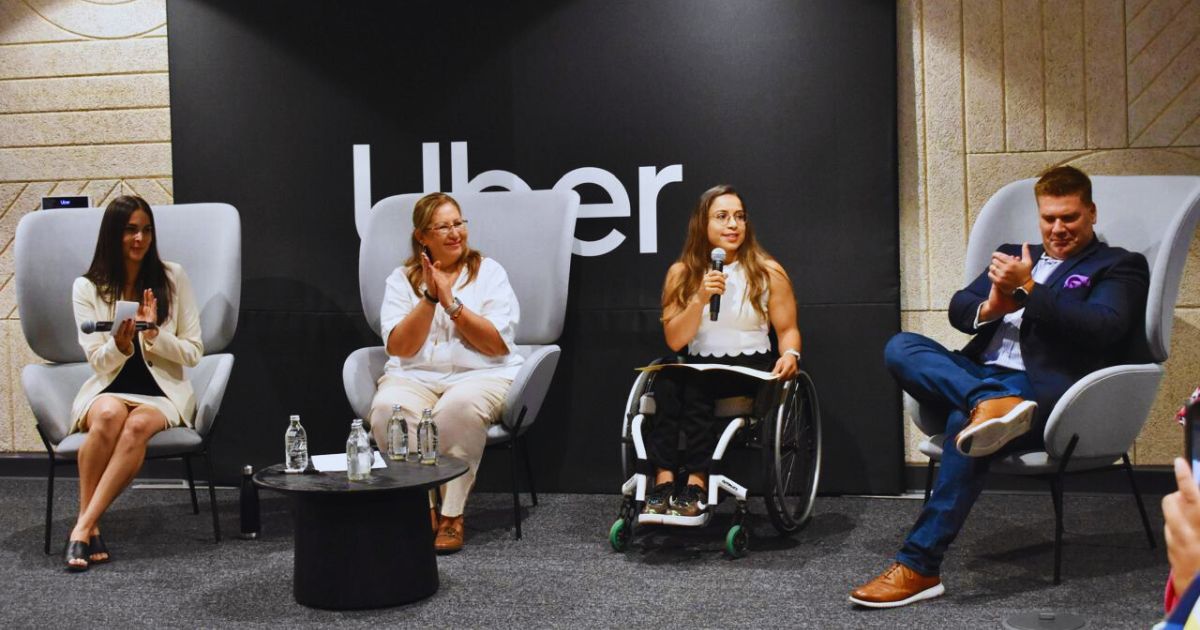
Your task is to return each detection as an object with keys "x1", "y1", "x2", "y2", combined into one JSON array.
[
  {"x1": 379, "y1": 257, "x2": 524, "y2": 385},
  {"x1": 688, "y1": 261, "x2": 771, "y2": 358}
]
